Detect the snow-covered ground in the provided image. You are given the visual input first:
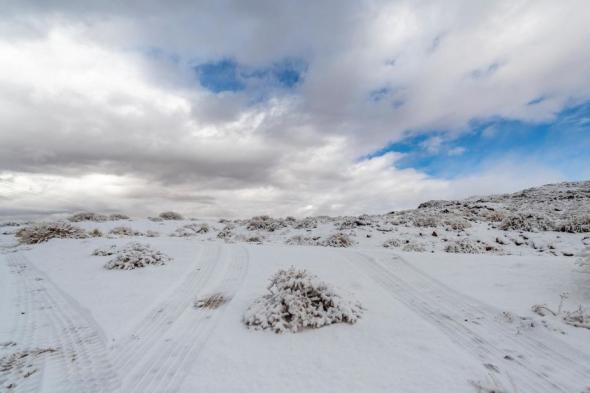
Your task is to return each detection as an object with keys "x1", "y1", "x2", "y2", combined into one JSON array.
[{"x1": 1, "y1": 181, "x2": 590, "y2": 392}]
